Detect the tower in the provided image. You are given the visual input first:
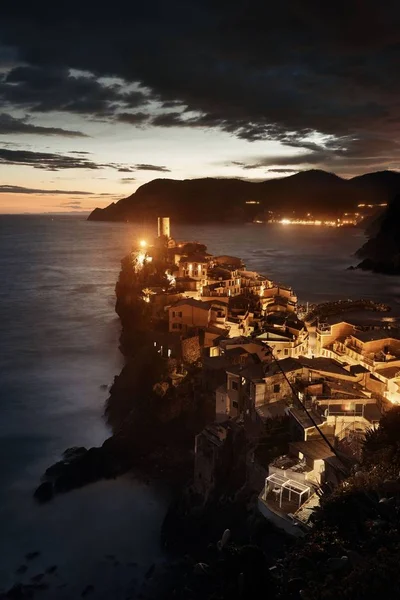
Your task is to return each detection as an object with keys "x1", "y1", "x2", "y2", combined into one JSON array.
[{"x1": 157, "y1": 217, "x2": 170, "y2": 239}]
